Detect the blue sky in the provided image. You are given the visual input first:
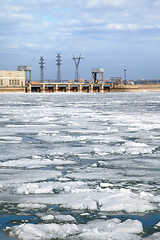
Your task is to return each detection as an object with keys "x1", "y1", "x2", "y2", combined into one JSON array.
[{"x1": 0, "y1": 0, "x2": 160, "y2": 81}]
